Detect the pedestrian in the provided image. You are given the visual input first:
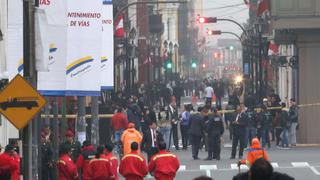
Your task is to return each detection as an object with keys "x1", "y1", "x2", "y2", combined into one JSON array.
[
  {"x1": 0, "y1": 144, "x2": 18, "y2": 180},
  {"x1": 225, "y1": 101, "x2": 237, "y2": 140},
  {"x1": 58, "y1": 144, "x2": 79, "y2": 180},
  {"x1": 189, "y1": 107, "x2": 205, "y2": 160},
  {"x1": 204, "y1": 83, "x2": 214, "y2": 108},
  {"x1": 76, "y1": 141, "x2": 96, "y2": 180},
  {"x1": 158, "y1": 106, "x2": 171, "y2": 149},
  {"x1": 127, "y1": 96, "x2": 142, "y2": 131},
  {"x1": 260, "y1": 105, "x2": 272, "y2": 149},
  {"x1": 231, "y1": 104, "x2": 247, "y2": 159},
  {"x1": 121, "y1": 123, "x2": 142, "y2": 156},
  {"x1": 105, "y1": 143, "x2": 119, "y2": 180},
  {"x1": 238, "y1": 138, "x2": 269, "y2": 168},
  {"x1": 180, "y1": 104, "x2": 191, "y2": 150},
  {"x1": 148, "y1": 141, "x2": 180, "y2": 180},
  {"x1": 167, "y1": 100, "x2": 180, "y2": 150},
  {"x1": 119, "y1": 142, "x2": 148, "y2": 180},
  {"x1": 245, "y1": 107, "x2": 257, "y2": 147},
  {"x1": 89, "y1": 146, "x2": 114, "y2": 180},
  {"x1": 10, "y1": 140, "x2": 20, "y2": 180},
  {"x1": 289, "y1": 98, "x2": 298, "y2": 146},
  {"x1": 40, "y1": 132, "x2": 54, "y2": 180},
  {"x1": 111, "y1": 107, "x2": 129, "y2": 154},
  {"x1": 214, "y1": 80, "x2": 224, "y2": 109},
  {"x1": 142, "y1": 121, "x2": 164, "y2": 162},
  {"x1": 61, "y1": 130, "x2": 81, "y2": 163},
  {"x1": 280, "y1": 103, "x2": 290, "y2": 149}
]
